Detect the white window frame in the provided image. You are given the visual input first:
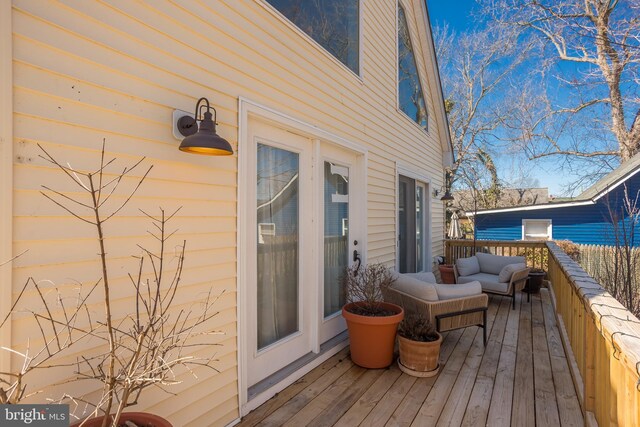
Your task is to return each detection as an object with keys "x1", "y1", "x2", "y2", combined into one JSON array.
[
  {"x1": 395, "y1": 0, "x2": 430, "y2": 134},
  {"x1": 257, "y1": 0, "x2": 365, "y2": 82},
  {"x1": 395, "y1": 163, "x2": 433, "y2": 273},
  {"x1": 522, "y1": 219, "x2": 553, "y2": 241},
  {"x1": 257, "y1": 222, "x2": 276, "y2": 244}
]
